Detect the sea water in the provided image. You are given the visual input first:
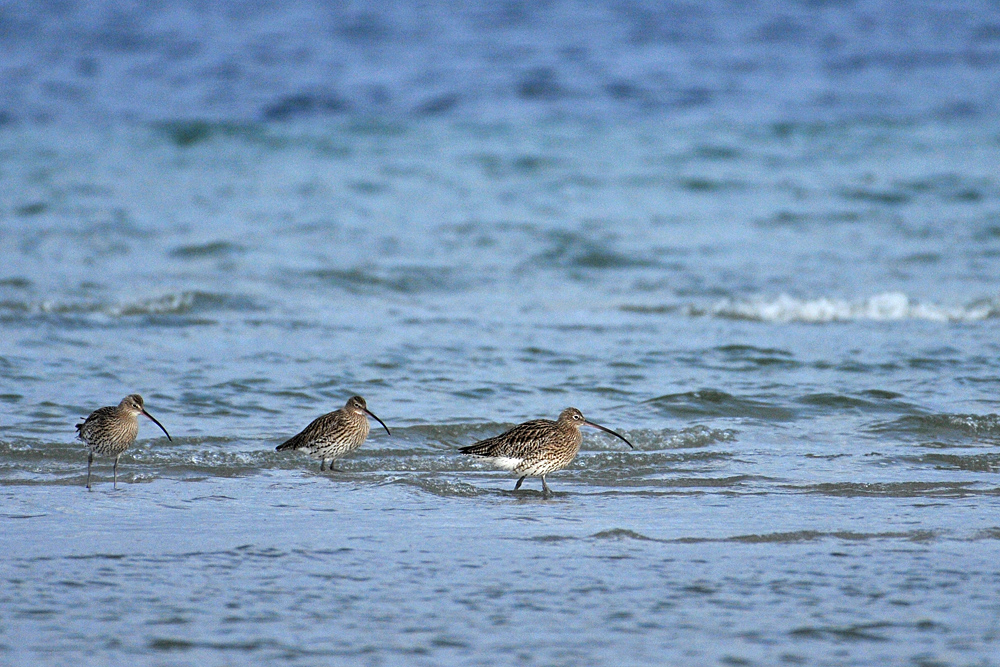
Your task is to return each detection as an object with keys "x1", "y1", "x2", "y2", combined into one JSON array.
[{"x1": 2, "y1": 2, "x2": 1000, "y2": 666}]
